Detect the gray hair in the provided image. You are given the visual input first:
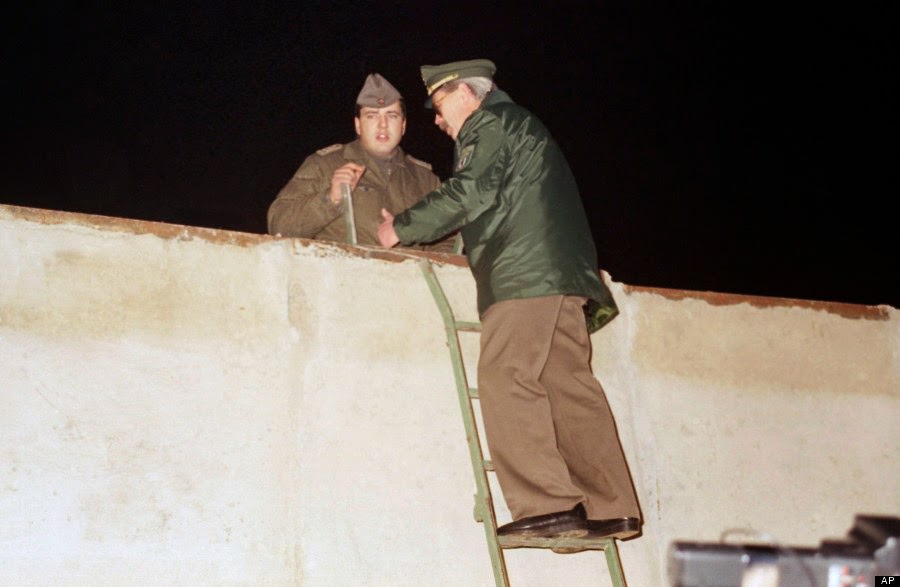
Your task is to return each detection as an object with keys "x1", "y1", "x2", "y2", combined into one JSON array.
[{"x1": 444, "y1": 76, "x2": 496, "y2": 100}]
